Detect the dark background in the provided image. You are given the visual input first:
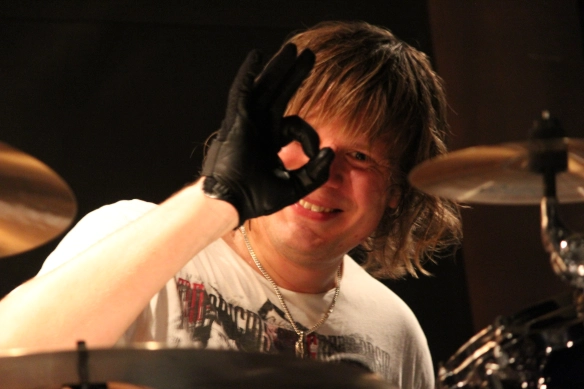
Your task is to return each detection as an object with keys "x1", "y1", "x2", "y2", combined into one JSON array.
[{"x1": 1, "y1": 0, "x2": 583, "y2": 372}]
